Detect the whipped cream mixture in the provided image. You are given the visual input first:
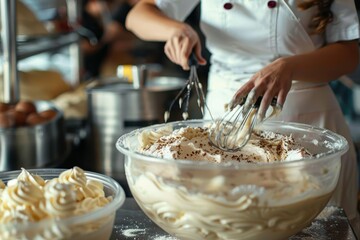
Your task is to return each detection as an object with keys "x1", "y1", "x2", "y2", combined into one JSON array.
[
  {"x1": 127, "y1": 125, "x2": 336, "y2": 240},
  {"x1": 0, "y1": 167, "x2": 113, "y2": 240},
  {"x1": 139, "y1": 126, "x2": 310, "y2": 163}
]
